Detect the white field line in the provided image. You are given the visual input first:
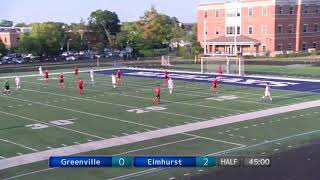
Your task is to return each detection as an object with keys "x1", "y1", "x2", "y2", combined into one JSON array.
[
  {"x1": 22, "y1": 80, "x2": 245, "y2": 113},
  {"x1": 109, "y1": 128, "x2": 320, "y2": 180},
  {"x1": 125, "y1": 67, "x2": 320, "y2": 83},
  {"x1": 23, "y1": 88, "x2": 208, "y2": 121},
  {"x1": 3, "y1": 168, "x2": 54, "y2": 180},
  {"x1": 0, "y1": 94, "x2": 242, "y2": 147},
  {"x1": 0, "y1": 110, "x2": 105, "y2": 140},
  {"x1": 0, "y1": 138, "x2": 38, "y2": 152},
  {"x1": 1, "y1": 99, "x2": 320, "y2": 170}
]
